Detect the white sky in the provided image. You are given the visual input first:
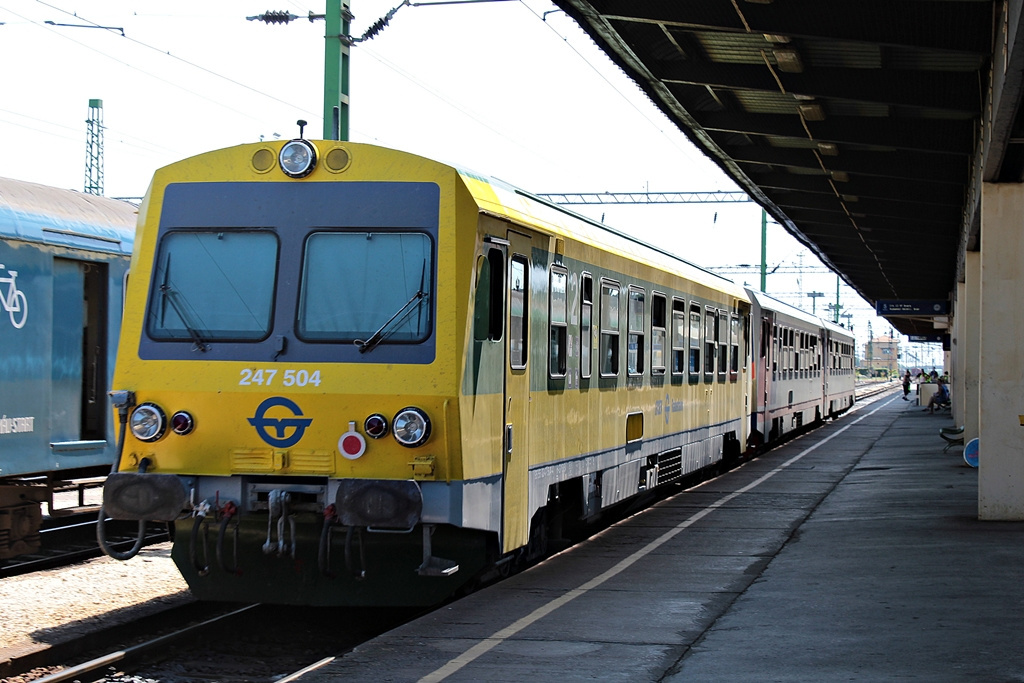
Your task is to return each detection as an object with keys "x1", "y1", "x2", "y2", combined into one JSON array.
[{"x1": 0, "y1": 0, "x2": 942, "y2": 369}]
